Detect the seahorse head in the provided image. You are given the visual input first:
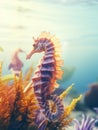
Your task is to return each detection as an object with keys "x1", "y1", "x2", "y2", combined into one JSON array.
[{"x1": 32, "y1": 37, "x2": 46, "y2": 54}]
